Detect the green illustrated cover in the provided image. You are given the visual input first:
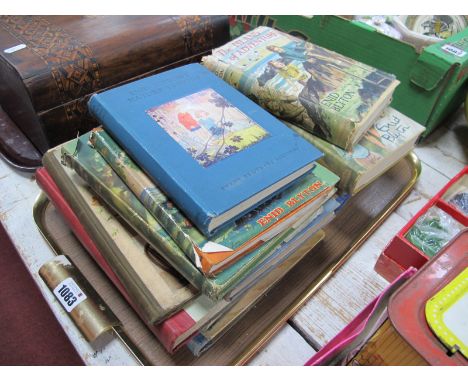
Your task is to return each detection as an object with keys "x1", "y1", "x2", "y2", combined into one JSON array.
[
  {"x1": 89, "y1": 128, "x2": 338, "y2": 275},
  {"x1": 61, "y1": 133, "x2": 320, "y2": 300},
  {"x1": 202, "y1": 26, "x2": 399, "y2": 150},
  {"x1": 285, "y1": 107, "x2": 425, "y2": 194},
  {"x1": 228, "y1": 16, "x2": 468, "y2": 138},
  {"x1": 42, "y1": 147, "x2": 196, "y2": 325},
  {"x1": 188, "y1": 229, "x2": 327, "y2": 356}
]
